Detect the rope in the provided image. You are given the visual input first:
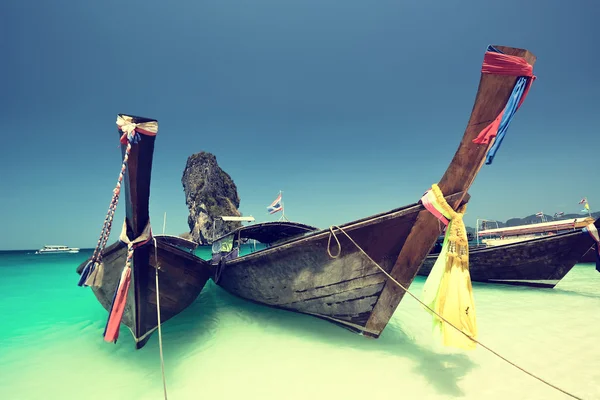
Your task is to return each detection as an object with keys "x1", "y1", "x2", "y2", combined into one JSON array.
[
  {"x1": 95, "y1": 137, "x2": 136, "y2": 260},
  {"x1": 153, "y1": 238, "x2": 168, "y2": 400},
  {"x1": 79, "y1": 131, "x2": 138, "y2": 286},
  {"x1": 326, "y1": 225, "x2": 585, "y2": 400},
  {"x1": 326, "y1": 228, "x2": 341, "y2": 258}
]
